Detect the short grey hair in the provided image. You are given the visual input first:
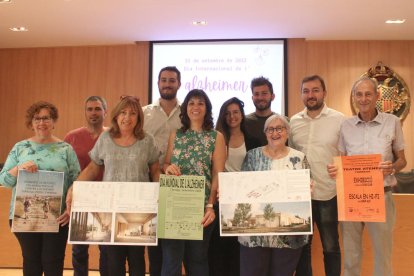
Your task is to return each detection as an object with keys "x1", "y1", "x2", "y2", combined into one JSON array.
[
  {"x1": 264, "y1": 114, "x2": 290, "y2": 135},
  {"x1": 351, "y1": 77, "x2": 378, "y2": 96}
]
